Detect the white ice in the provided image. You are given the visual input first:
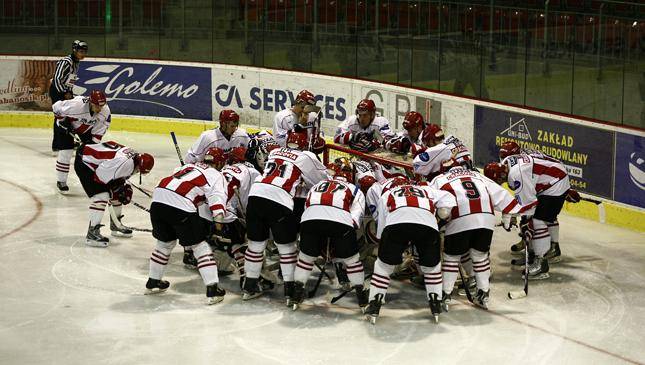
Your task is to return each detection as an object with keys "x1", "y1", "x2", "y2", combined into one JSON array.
[{"x1": 1, "y1": 128, "x2": 644, "y2": 365}]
